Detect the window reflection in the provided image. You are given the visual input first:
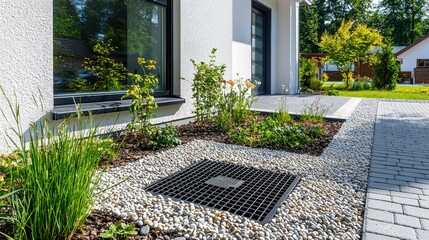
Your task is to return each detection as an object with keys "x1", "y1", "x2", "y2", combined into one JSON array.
[{"x1": 53, "y1": 0, "x2": 167, "y2": 94}]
